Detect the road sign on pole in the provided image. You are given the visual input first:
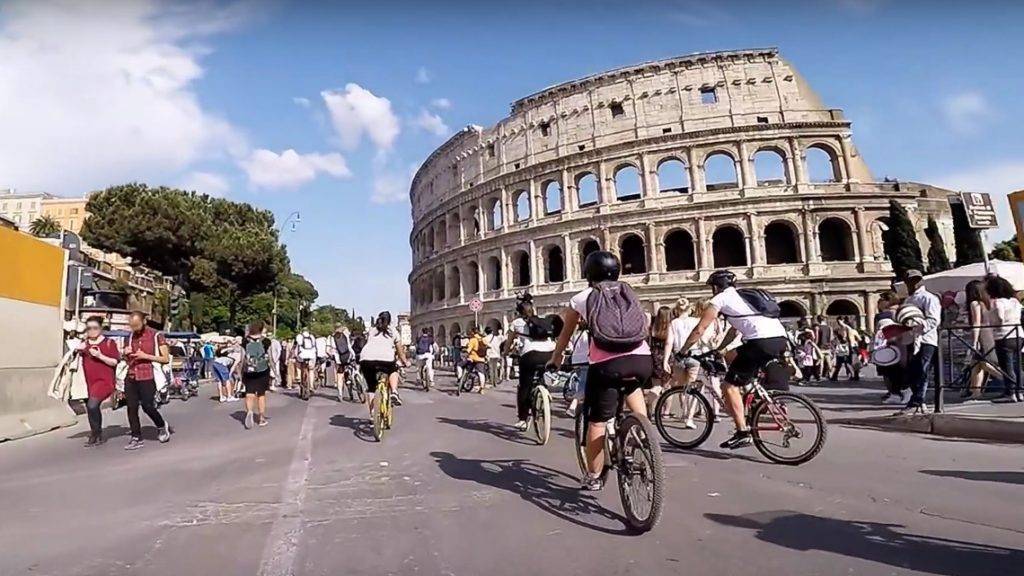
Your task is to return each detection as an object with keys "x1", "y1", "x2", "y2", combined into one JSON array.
[
  {"x1": 469, "y1": 298, "x2": 483, "y2": 328},
  {"x1": 960, "y1": 191, "x2": 999, "y2": 229}
]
